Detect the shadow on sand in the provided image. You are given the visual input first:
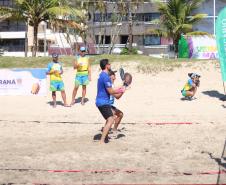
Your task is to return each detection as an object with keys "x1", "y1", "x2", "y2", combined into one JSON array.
[
  {"x1": 202, "y1": 90, "x2": 226, "y2": 101},
  {"x1": 47, "y1": 101, "x2": 64, "y2": 107},
  {"x1": 93, "y1": 127, "x2": 126, "y2": 143},
  {"x1": 74, "y1": 97, "x2": 89, "y2": 104},
  {"x1": 202, "y1": 139, "x2": 226, "y2": 184}
]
